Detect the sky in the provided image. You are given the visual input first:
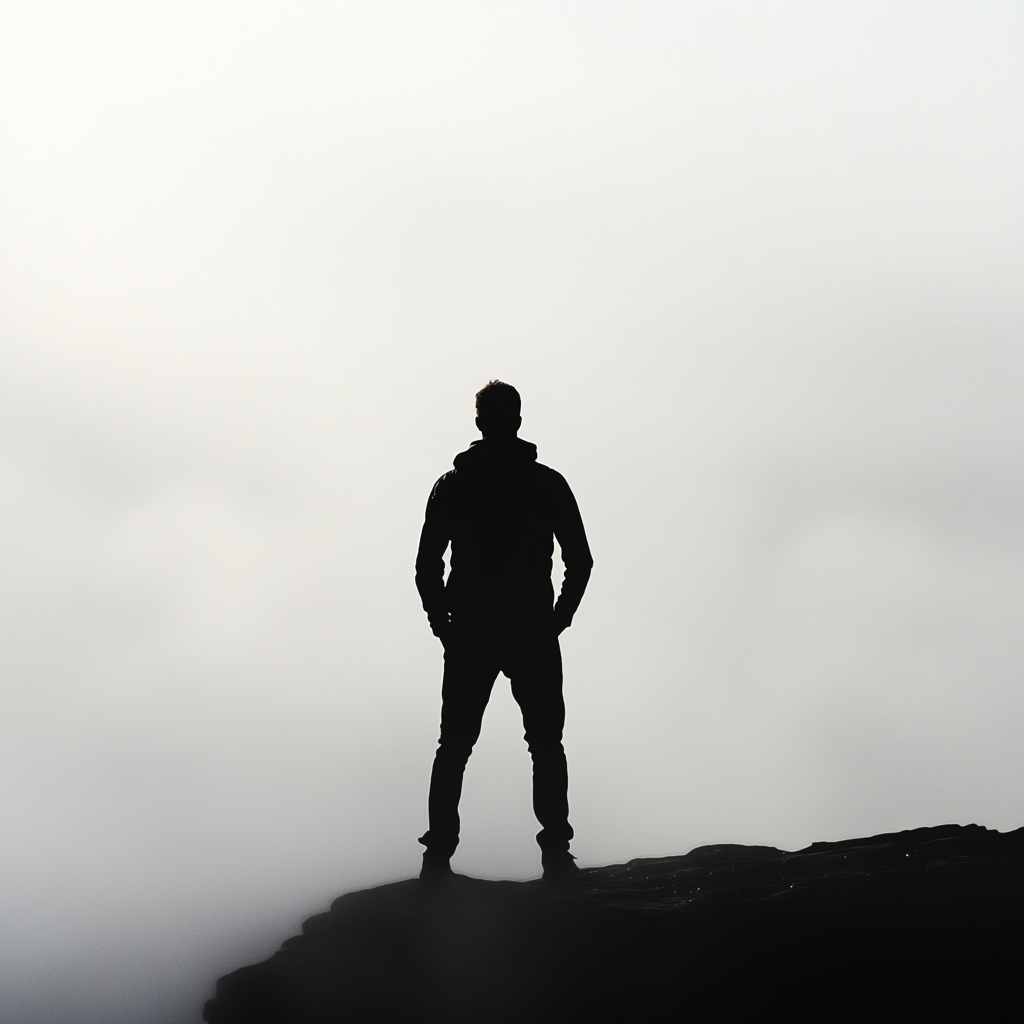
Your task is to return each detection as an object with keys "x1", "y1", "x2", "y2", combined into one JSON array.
[{"x1": 0, "y1": 2, "x2": 1021, "y2": 1021}]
